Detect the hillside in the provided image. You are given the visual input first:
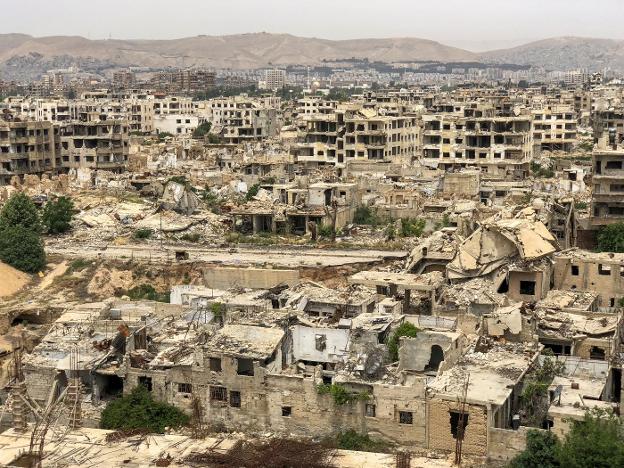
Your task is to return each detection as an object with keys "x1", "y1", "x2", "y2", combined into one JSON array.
[
  {"x1": 0, "y1": 33, "x2": 477, "y2": 80},
  {"x1": 480, "y1": 36, "x2": 624, "y2": 70}
]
